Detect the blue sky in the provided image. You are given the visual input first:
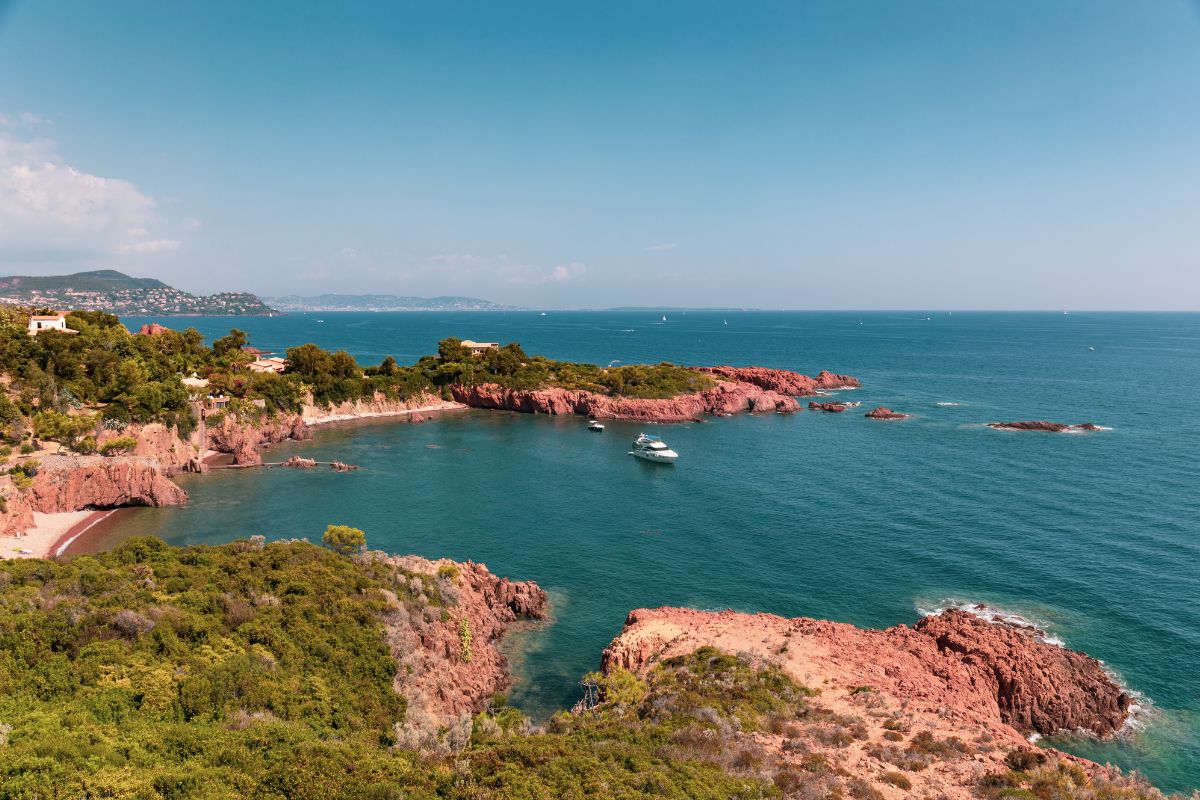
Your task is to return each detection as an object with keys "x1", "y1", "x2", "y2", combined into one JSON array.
[{"x1": 0, "y1": 1, "x2": 1197, "y2": 308}]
